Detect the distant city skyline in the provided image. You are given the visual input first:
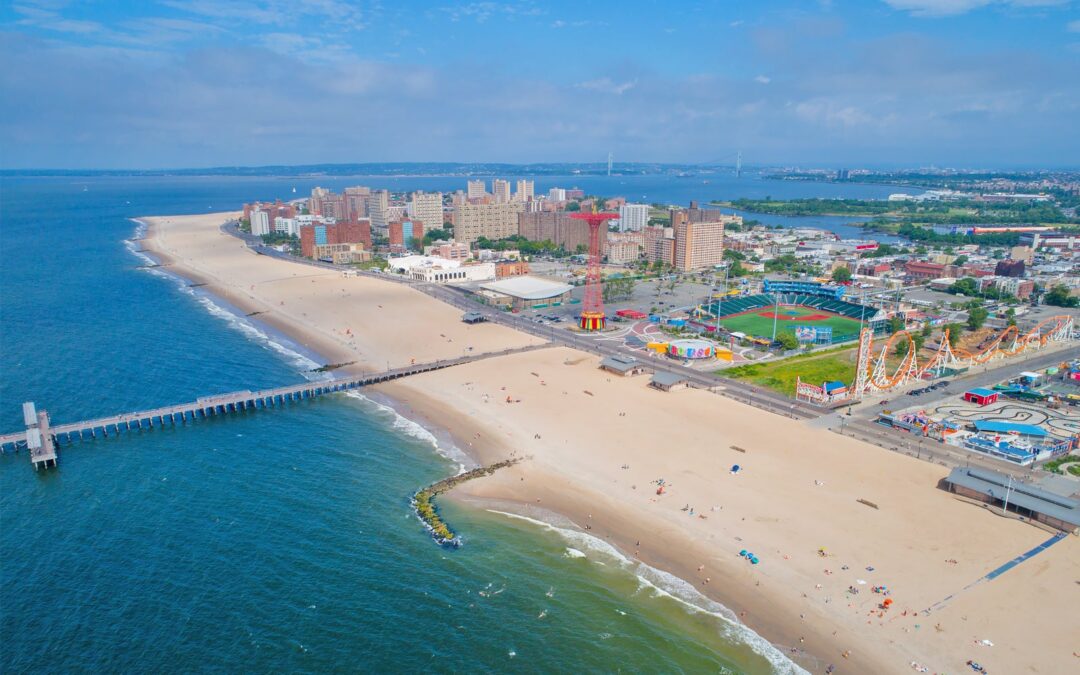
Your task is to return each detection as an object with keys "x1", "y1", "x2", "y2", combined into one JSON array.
[{"x1": 1, "y1": 0, "x2": 1078, "y2": 169}]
